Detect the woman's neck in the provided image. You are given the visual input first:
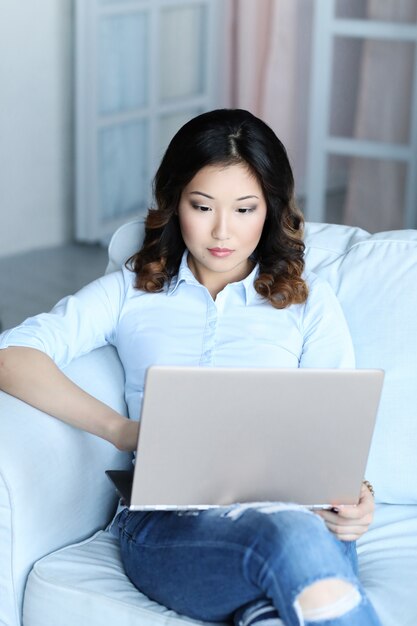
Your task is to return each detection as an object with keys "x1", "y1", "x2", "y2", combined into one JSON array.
[{"x1": 186, "y1": 255, "x2": 254, "y2": 300}]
